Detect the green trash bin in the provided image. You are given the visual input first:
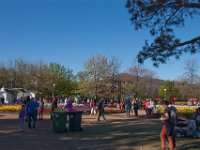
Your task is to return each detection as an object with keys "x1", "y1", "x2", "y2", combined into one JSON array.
[
  {"x1": 52, "y1": 111, "x2": 67, "y2": 133},
  {"x1": 67, "y1": 111, "x2": 83, "y2": 131}
]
